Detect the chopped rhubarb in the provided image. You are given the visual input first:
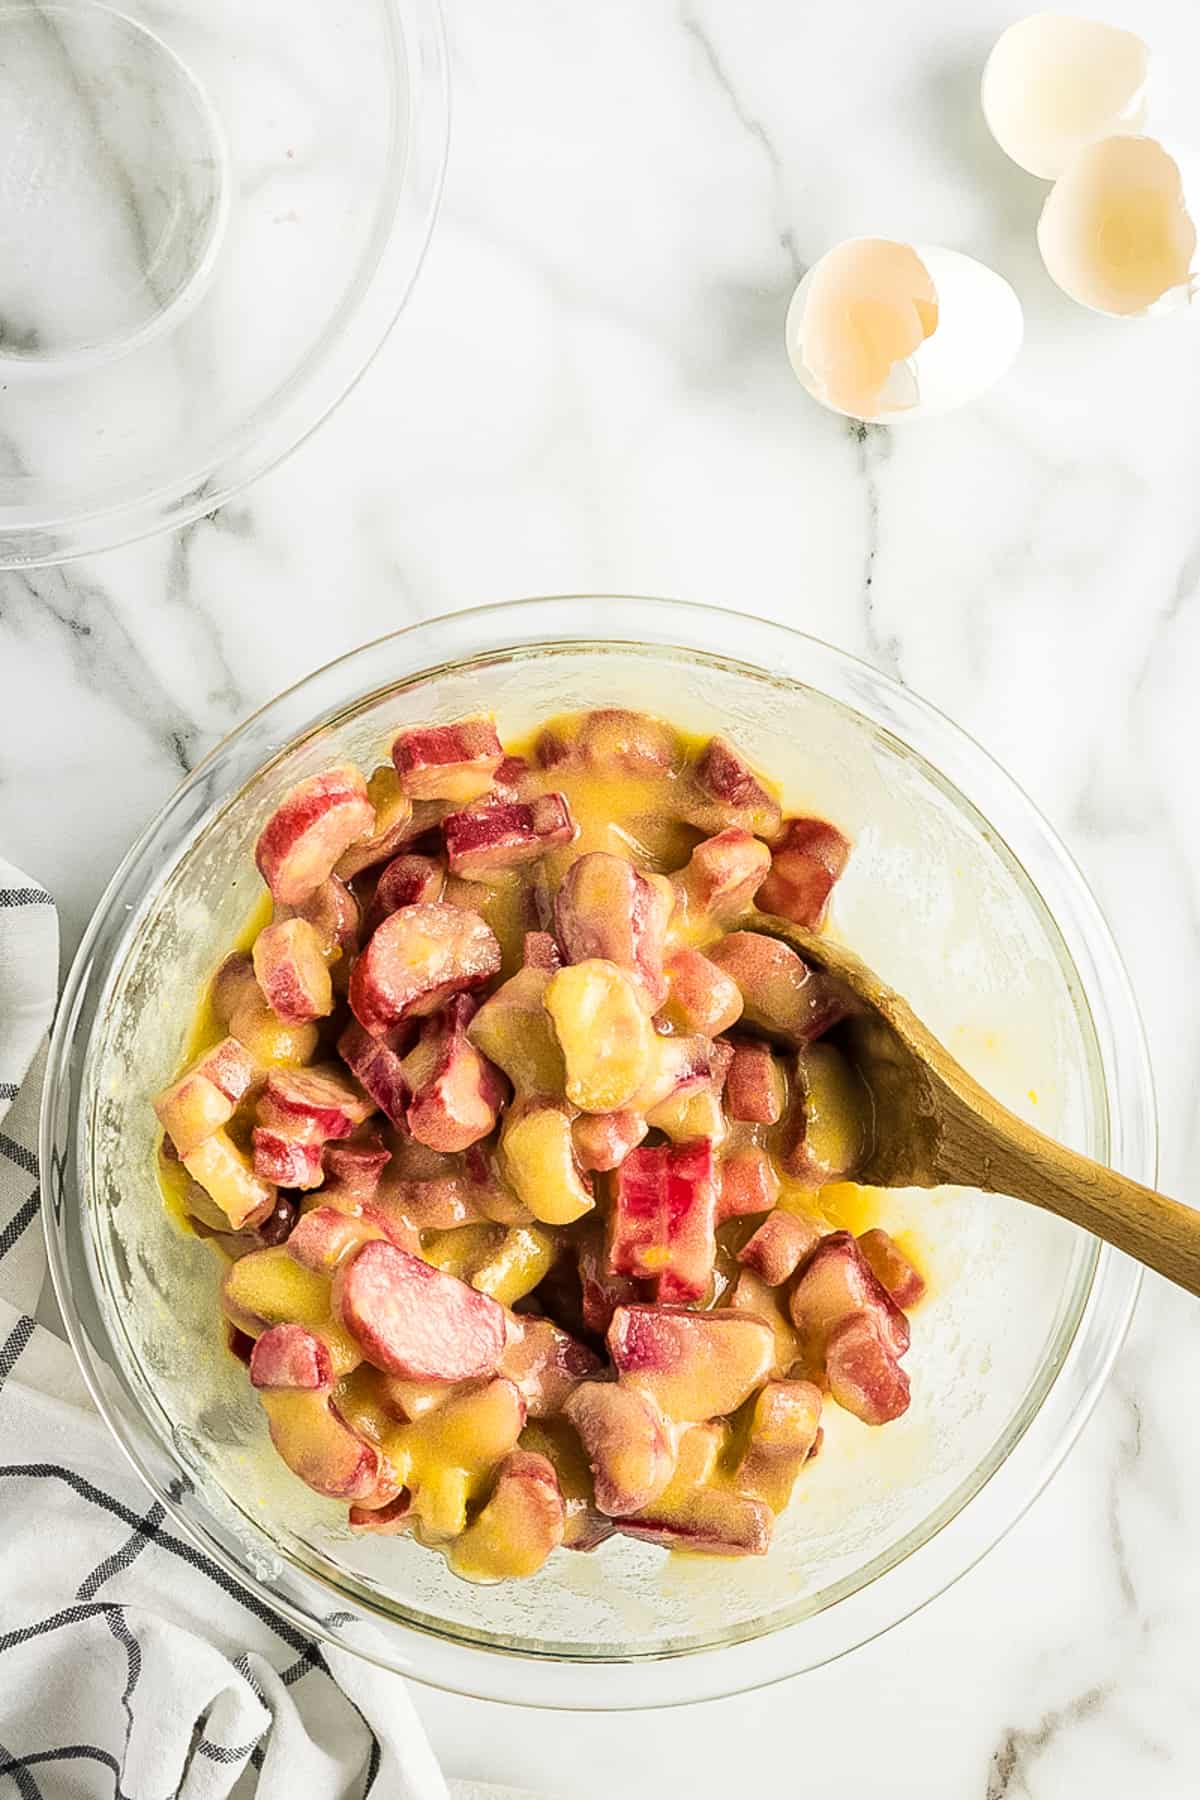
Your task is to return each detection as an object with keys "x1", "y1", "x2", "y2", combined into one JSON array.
[
  {"x1": 619, "y1": 1423, "x2": 772, "y2": 1556},
  {"x1": 332, "y1": 1239, "x2": 506, "y2": 1382},
  {"x1": 334, "y1": 766, "x2": 416, "y2": 880},
  {"x1": 501, "y1": 1316, "x2": 601, "y2": 1417},
  {"x1": 734, "y1": 1380, "x2": 823, "y2": 1510},
  {"x1": 391, "y1": 715, "x2": 504, "y2": 803},
  {"x1": 609, "y1": 1304, "x2": 774, "y2": 1421},
  {"x1": 756, "y1": 817, "x2": 851, "y2": 928},
  {"x1": 183, "y1": 1131, "x2": 275, "y2": 1230},
  {"x1": 788, "y1": 1230, "x2": 910, "y2": 1369},
  {"x1": 607, "y1": 1141, "x2": 718, "y2": 1304},
  {"x1": 737, "y1": 1209, "x2": 821, "y2": 1286},
  {"x1": 826, "y1": 1313, "x2": 911, "y2": 1425},
  {"x1": 467, "y1": 966, "x2": 567, "y2": 1097},
  {"x1": 543, "y1": 959, "x2": 652, "y2": 1113},
  {"x1": 367, "y1": 852, "x2": 446, "y2": 933},
  {"x1": 336, "y1": 1022, "x2": 410, "y2": 1128},
  {"x1": 349, "y1": 902, "x2": 501, "y2": 1036},
  {"x1": 255, "y1": 765, "x2": 375, "y2": 906},
  {"x1": 554, "y1": 852, "x2": 671, "y2": 1008},
  {"x1": 401, "y1": 997, "x2": 506, "y2": 1152},
  {"x1": 251, "y1": 1129, "x2": 325, "y2": 1191},
  {"x1": 249, "y1": 1323, "x2": 333, "y2": 1391},
  {"x1": 443, "y1": 793, "x2": 576, "y2": 879},
  {"x1": 564, "y1": 1381, "x2": 676, "y2": 1516},
  {"x1": 858, "y1": 1229, "x2": 926, "y2": 1309},
  {"x1": 674, "y1": 828, "x2": 771, "y2": 924},
  {"x1": 447, "y1": 1450, "x2": 566, "y2": 1582},
  {"x1": 781, "y1": 1041, "x2": 871, "y2": 1185},
  {"x1": 679, "y1": 736, "x2": 782, "y2": 840},
  {"x1": 154, "y1": 1037, "x2": 258, "y2": 1158},
  {"x1": 522, "y1": 930, "x2": 561, "y2": 972},
  {"x1": 500, "y1": 1102, "x2": 595, "y2": 1226},
  {"x1": 258, "y1": 1064, "x2": 375, "y2": 1143},
  {"x1": 321, "y1": 1134, "x2": 392, "y2": 1201},
  {"x1": 259, "y1": 1390, "x2": 382, "y2": 1500},
  {"x1": 716, "y1": 1147, "x2": 780, "y2": 1223},
  {"x1": 707, "y1": 932, "x2": 849, "y2": 1044},
  {"x1": 577, "y1": 1228, "x2": 645, "y2": 1337},
  {"x1": 572, "y1": 1109, "x2": 648, "y2": 1172},
  {"x1": 723, "y1": 1039, "x2": 786, "y2": 1124},
  {"x1": 277, "y1": 875, "x2": 360, "y2": 957},
  {"x1": 660, "y1": 947, "x2": 744, "y2": 1036},
  {"x1": 252, "y1": 917, "x2": 333, "y2": 1023}
]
